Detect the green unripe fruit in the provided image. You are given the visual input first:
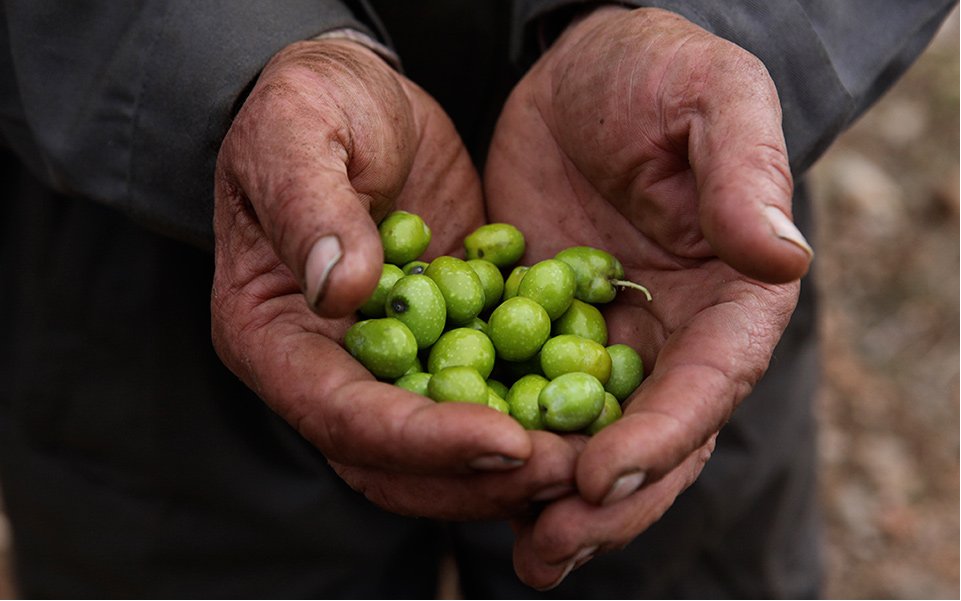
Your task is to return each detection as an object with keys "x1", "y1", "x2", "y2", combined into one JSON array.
[
  {"x1": 379, "y1": 210, "x2": 432, "y2": 266},
  {"x1": 506, "y1": 374, "x2": 549, "y2": 430},
  {"x1": 402, "y1": 260, "x2": 430, "y2": 275},
  {"x1": 554, "y1": 246, "x2": 651, "y2": 304},
  {"x1": 467, "y1": 259, "x2": 505, "y2": 312},
  {"x1": 584, "y1": 392, "x2": 623, "y2": 435},
  {"x1": 501, "y1": 265, "x2": 529, "y2": 301},
  {"x1": 424, "y1": 256, "x2": 486, "y2": 324},
  {"x1": 400, "y1": 355, "x2": 423, "y2": 376},
  {"x1": 459, "y1": 316, "x2": 488, "y2": 336},
  {"x1": 487, "y1": 296, "x2": 551, "y2": 362},
  {"x1": 394, "y1": 372, "x2": 432, "y2": 396},
  {"x1": 553, "y1": 299, "x2": 608, "y2": 345},
  {"x1": 540, "y1": 334, "x2": 612, "y2": 384},
  {"x1": 605, "y1": 344, "x2": 644, "y2": 401},
  {"x1": 344, "y1": 318, "x2": 418, "y2": 380},
  {"x1": 486, "y1": 379, "x2": 510, "y2": 400},
  {"x1": 359, "y1": 264, "x2": 405, "y2": 317},
  {"x1": 427, "y1": 328, "x2": 496, "y2": 379},
  {"x1": 428, "y1": 366, "x2": 489, "y2": 404},
  {"x1": 464, "y1": 223, "x2": 526, "y2": 268},
  {"x1": 538, "y1": 372, "x2": 606, "y2": 432},
  {"x1": 385, "y1": 275, "x2": 446, "y2": 349},
  {"x1": 517, "y1": 258, "x2": 576, "y2": 320},
  {"x1": 487, "y1": 388, "x2": 511, "y2": 414}
]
